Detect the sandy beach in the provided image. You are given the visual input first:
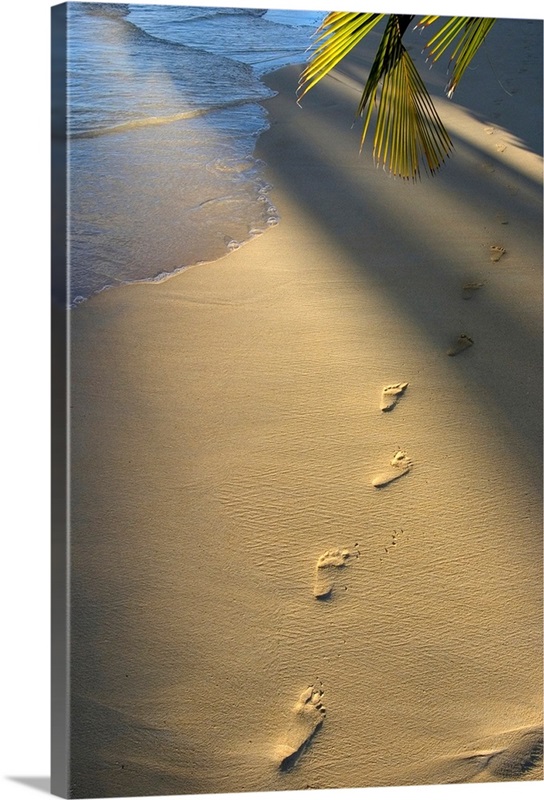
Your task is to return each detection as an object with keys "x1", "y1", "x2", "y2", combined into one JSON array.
[{"x1": 66, "y1": 15, "x2": 542, "y2": 796}]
